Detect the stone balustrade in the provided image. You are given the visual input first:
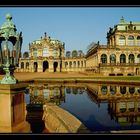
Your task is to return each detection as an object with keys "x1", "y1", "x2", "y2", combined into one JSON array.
[{"x1": 42, "y1": 103, "x2": 89, "y2": 133}]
